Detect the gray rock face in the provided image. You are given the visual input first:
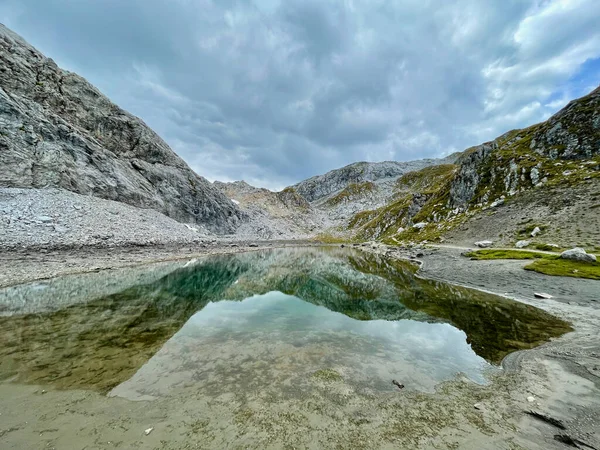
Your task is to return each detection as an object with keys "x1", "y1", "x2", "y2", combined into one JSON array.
[
  {"x1": 0, "y1": 25, "x2": 244, "y2": 234},
  {"x1": 560, "y1": 248, "x2": 597, "y2": 263},
  {"x1": 293, "y1": 156, "x2": 459, "y2": 203},
  {"x1": 448, "y1": 86, "x2": 600, "y2": 209}
]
